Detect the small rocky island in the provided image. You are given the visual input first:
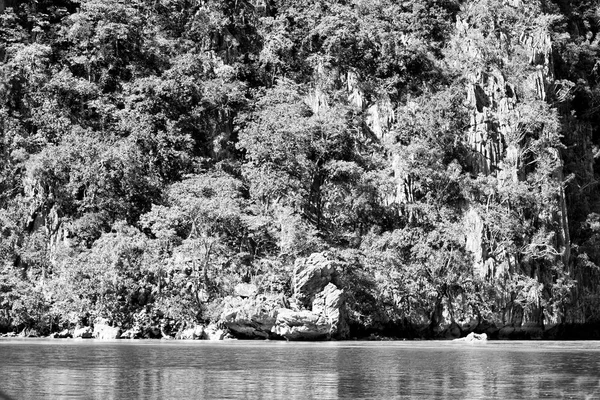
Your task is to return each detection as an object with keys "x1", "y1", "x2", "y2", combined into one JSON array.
[{"x1": 1, "y1": 0, "x2": 600, "y2": 342}]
